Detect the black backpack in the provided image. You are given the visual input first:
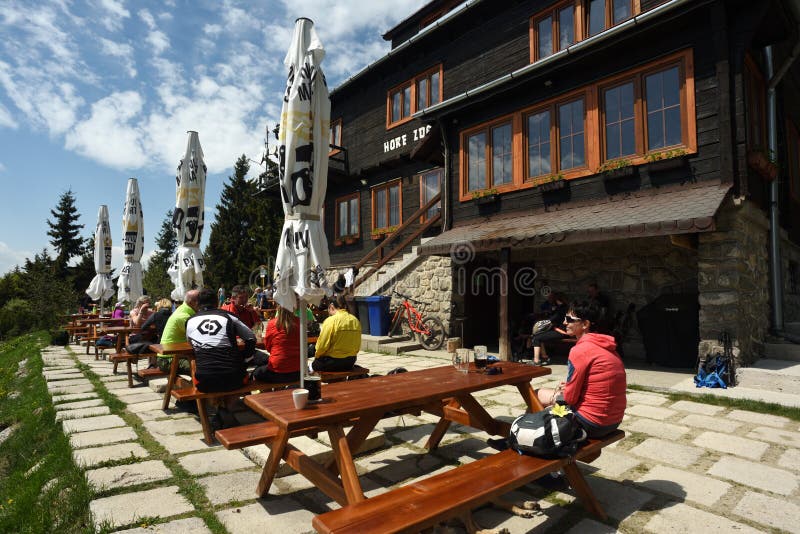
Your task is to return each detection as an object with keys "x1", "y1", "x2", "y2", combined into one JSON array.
[{"x1": 508, "y1": 402, "x2": 587, "y2": 458}]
